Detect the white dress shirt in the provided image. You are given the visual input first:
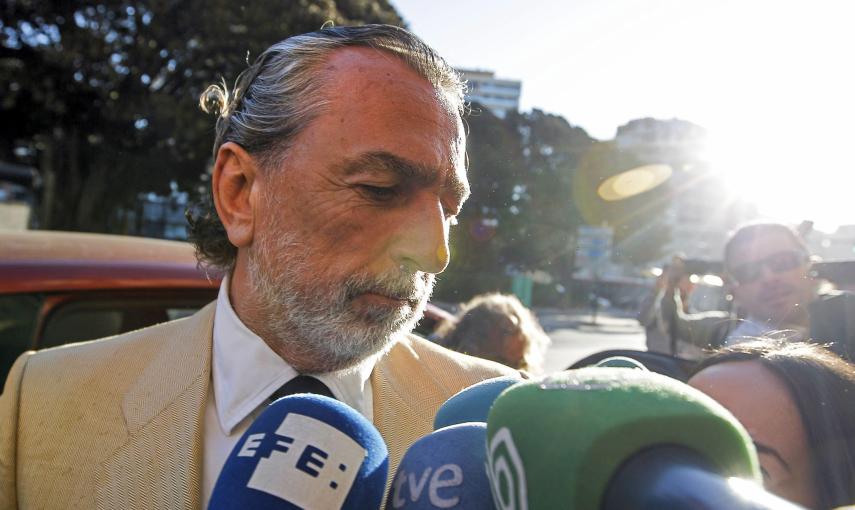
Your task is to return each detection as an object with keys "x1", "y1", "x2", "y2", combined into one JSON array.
[{"x1": 201, "y1": 277, "x2": 377, "y2": 508}]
